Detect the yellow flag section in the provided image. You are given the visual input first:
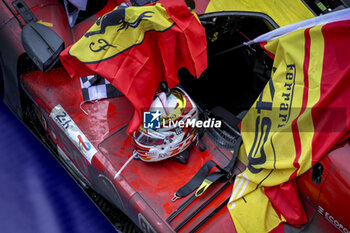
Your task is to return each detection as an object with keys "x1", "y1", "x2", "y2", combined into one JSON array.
[
  {"x1": 205, "y1": 0, "x2": 315, "y2": 27},
  {"x1": 68, "y1": 4, "x2": 174, "y2": 63},
  {"x1": 228, "y1": 24, "x2": 325, "y2": 232}
]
